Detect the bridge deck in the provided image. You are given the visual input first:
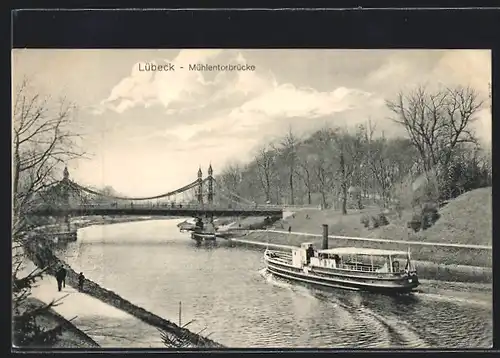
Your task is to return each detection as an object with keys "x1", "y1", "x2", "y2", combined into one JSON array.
[{"x1": 30, "y1": 204, "x2": 283, "y2": 218}]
